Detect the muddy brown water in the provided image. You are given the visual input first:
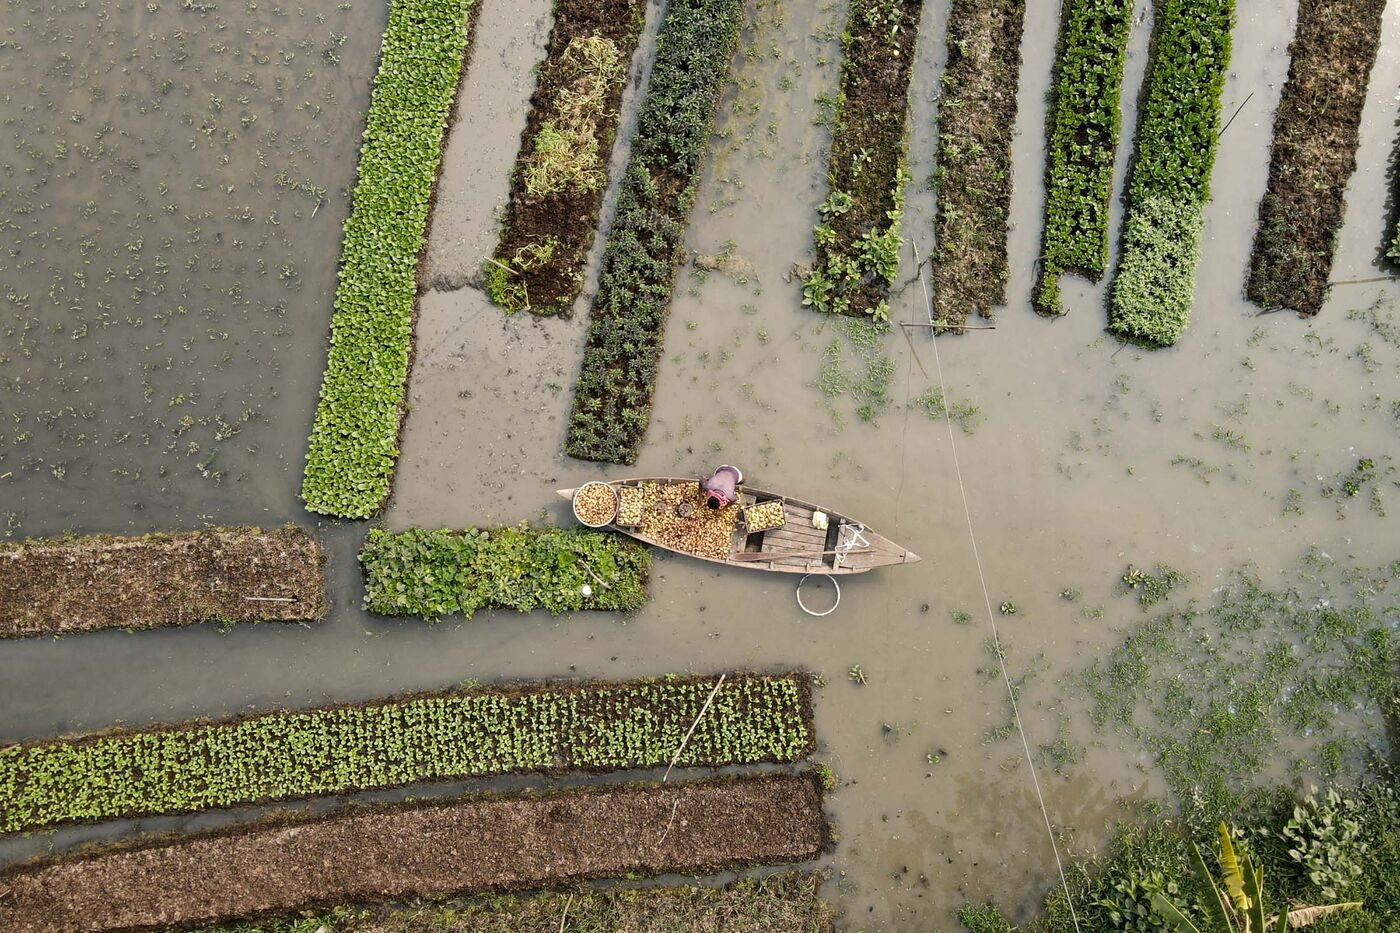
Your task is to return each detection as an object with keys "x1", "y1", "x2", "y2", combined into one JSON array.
[{"x1": 3, "y1": 0, "x2": 1400, "y2": 928}]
